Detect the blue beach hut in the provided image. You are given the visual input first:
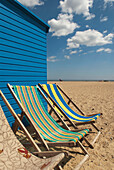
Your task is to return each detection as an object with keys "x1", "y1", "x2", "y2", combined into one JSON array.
[{"x1": 0, "y1": 0, "x2": 49, "y2": 126}]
